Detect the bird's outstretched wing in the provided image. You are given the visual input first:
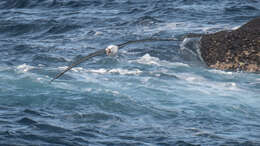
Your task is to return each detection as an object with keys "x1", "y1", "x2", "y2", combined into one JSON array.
[
  {"x1": 50, "y1": 38, "x2": 180, "y2": 82},
  {"x1": 117, "y1": 38, "x2": 179, "y2": 48},
  {"x1": 50, "y1": 48, "x2": 106, "y2": 82}
]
